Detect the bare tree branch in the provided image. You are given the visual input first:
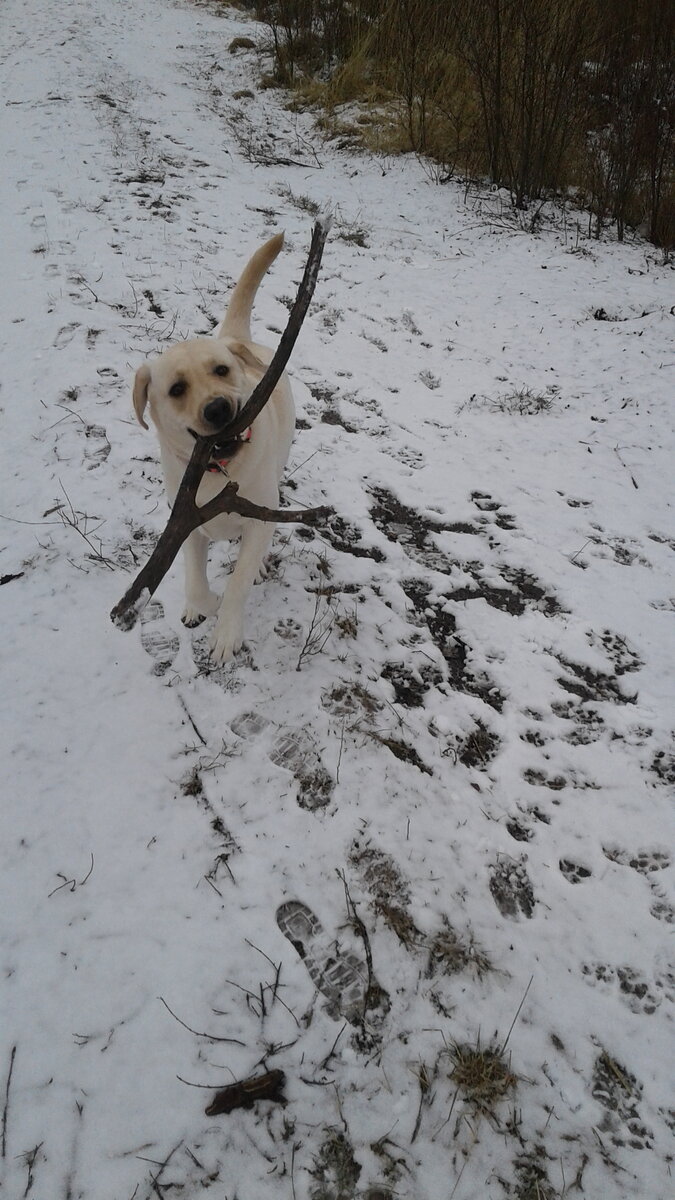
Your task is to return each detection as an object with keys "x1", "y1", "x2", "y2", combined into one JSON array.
[{"x1": 111, "y1": 219, "x2": 332, "y2": 631}]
